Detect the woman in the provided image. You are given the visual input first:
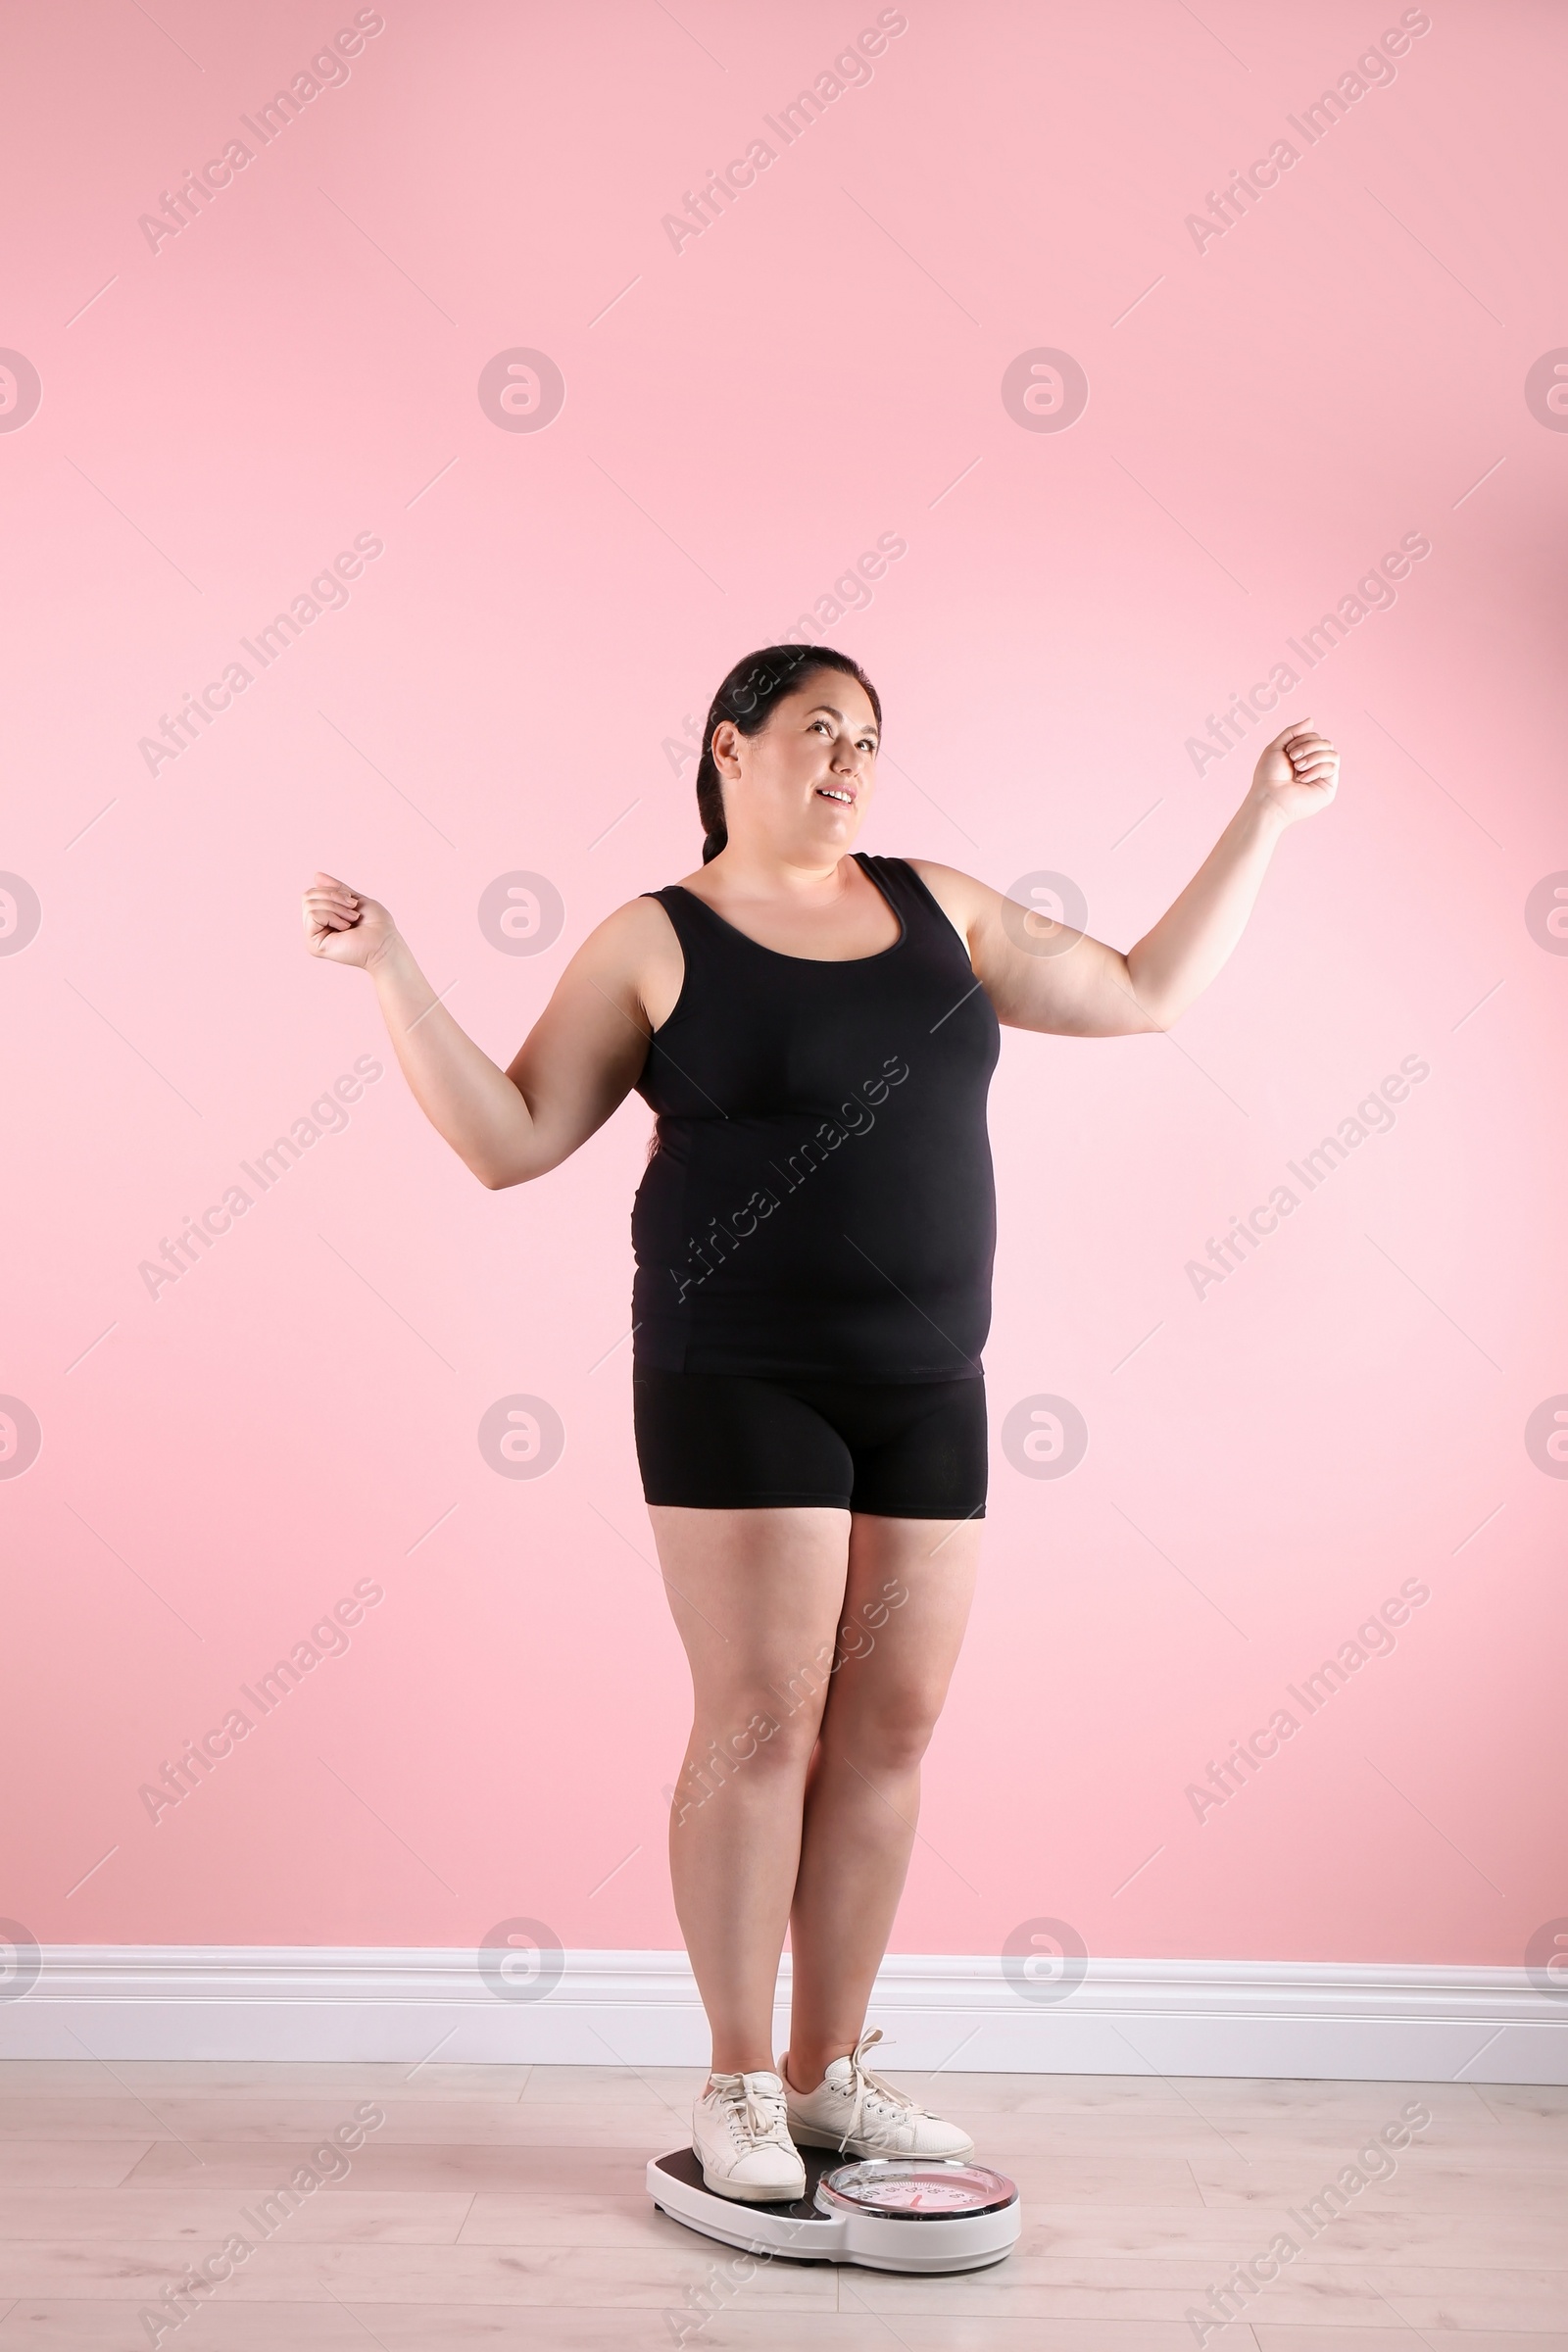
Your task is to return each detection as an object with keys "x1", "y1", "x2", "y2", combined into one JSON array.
[{"x1": 302, "y1": 643, "x2": 1339, "y2": 2203}]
